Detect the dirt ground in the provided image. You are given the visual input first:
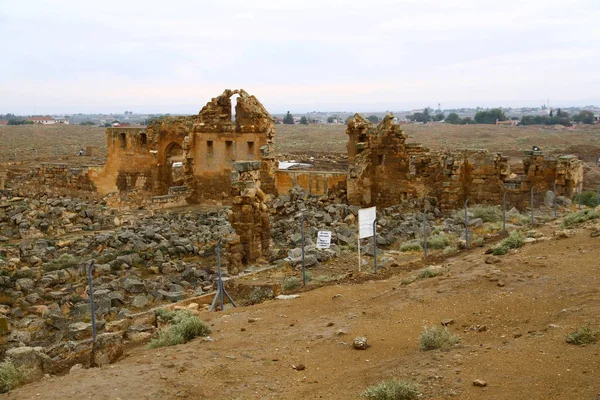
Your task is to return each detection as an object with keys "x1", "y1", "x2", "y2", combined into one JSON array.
[
  {"x1": 3, "y1": 123, "x2": 600, "y2": 163},
  {"x1": 5, "y1": 219, "x2": 600, "y2": 400}
]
